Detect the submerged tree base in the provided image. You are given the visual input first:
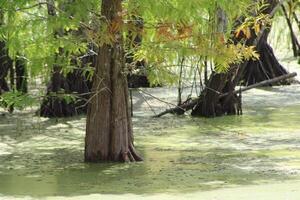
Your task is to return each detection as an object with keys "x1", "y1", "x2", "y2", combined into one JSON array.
[{"x1": 84, "y1": 144, "x2": 143, "y2": 163}]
